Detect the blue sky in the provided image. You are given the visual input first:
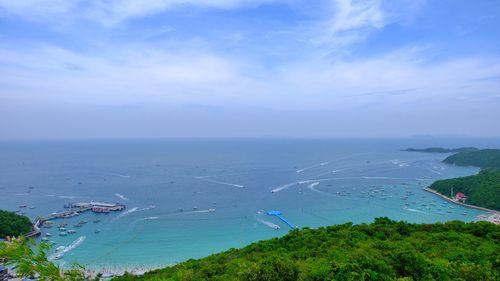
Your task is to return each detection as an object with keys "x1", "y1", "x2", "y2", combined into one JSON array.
[{"x1": 1, "y1": 0, "x2": 500, "y2": 139}]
